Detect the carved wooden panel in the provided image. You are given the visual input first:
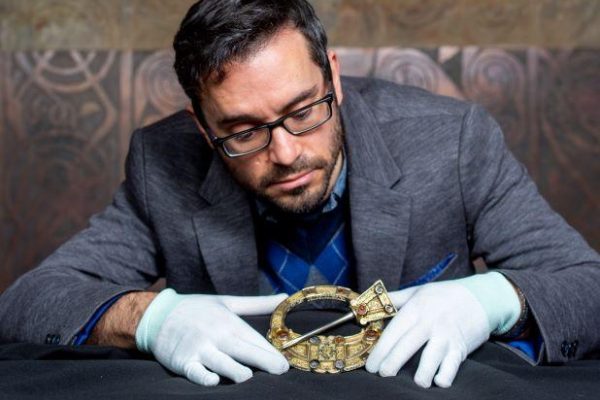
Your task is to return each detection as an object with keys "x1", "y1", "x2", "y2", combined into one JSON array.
[{"x1": 1, "y1": 47, "x2": 598, "y2": 291}]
